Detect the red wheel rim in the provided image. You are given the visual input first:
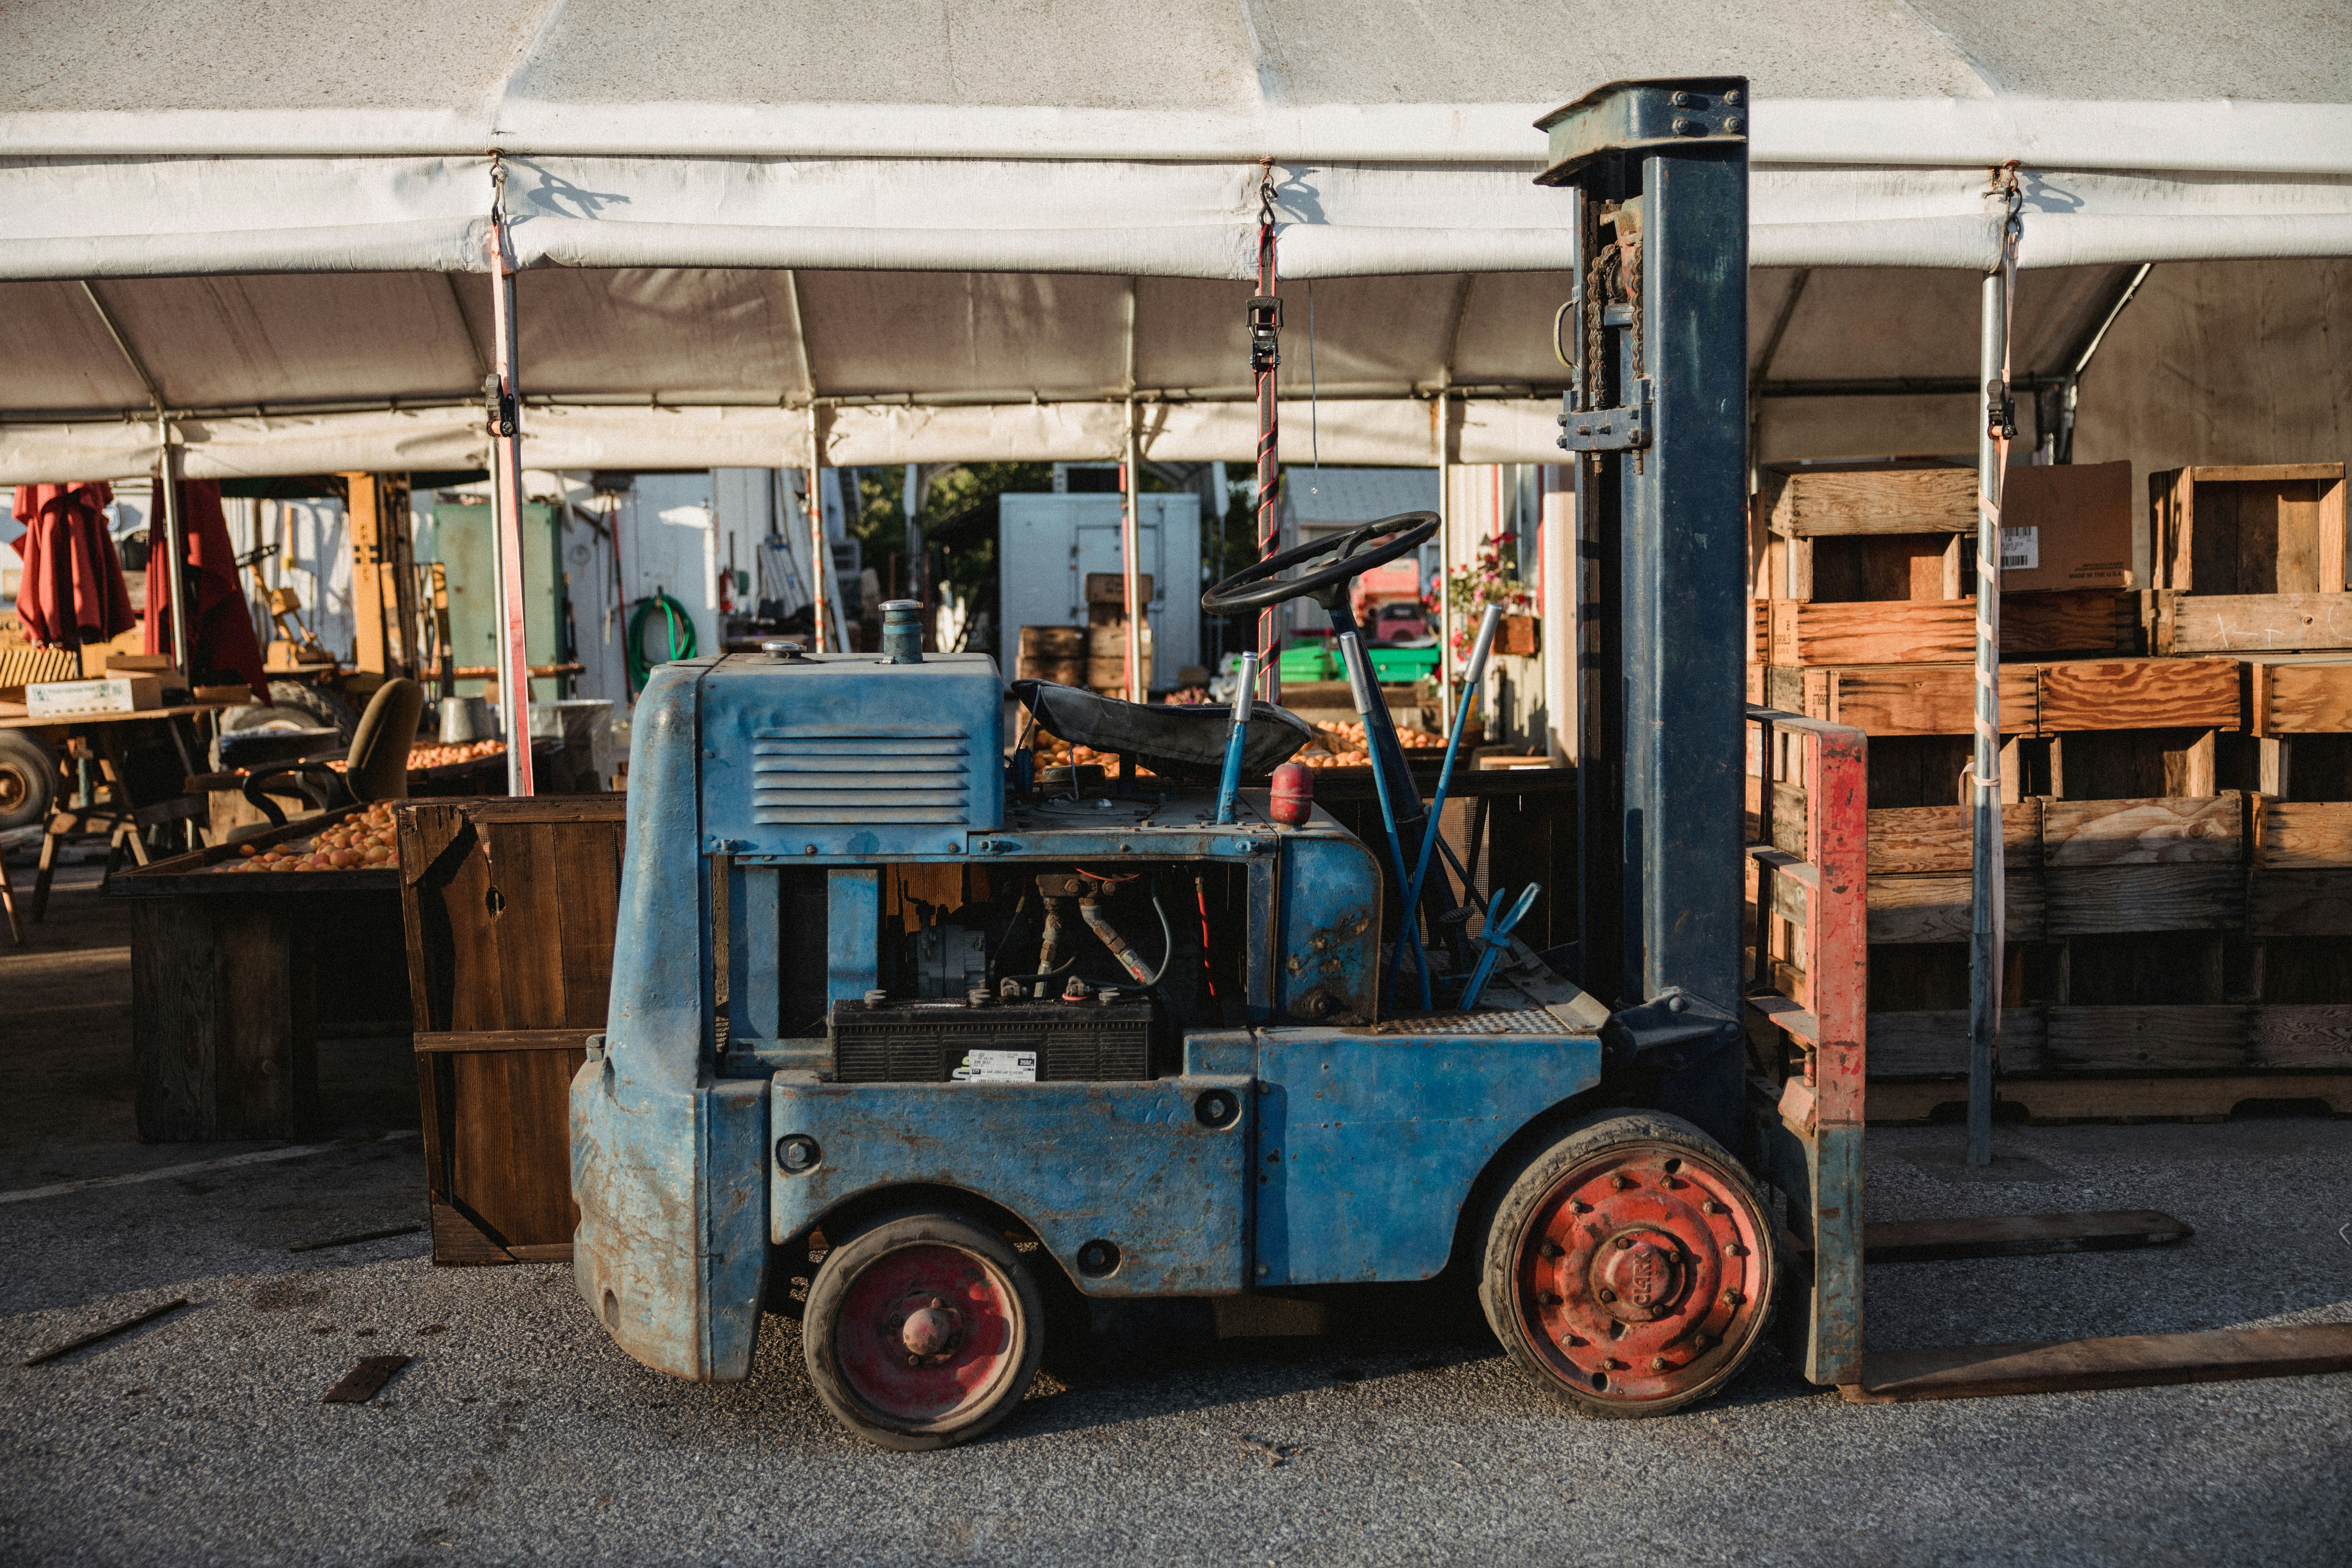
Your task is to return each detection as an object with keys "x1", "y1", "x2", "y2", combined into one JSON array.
[
  {"x1": 1511, "y1": 1145, "x2": 1769, "y2": 1404},
  {"x1": 832, "y1": 1242, "x2": 1023, "y2": 1424}
]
